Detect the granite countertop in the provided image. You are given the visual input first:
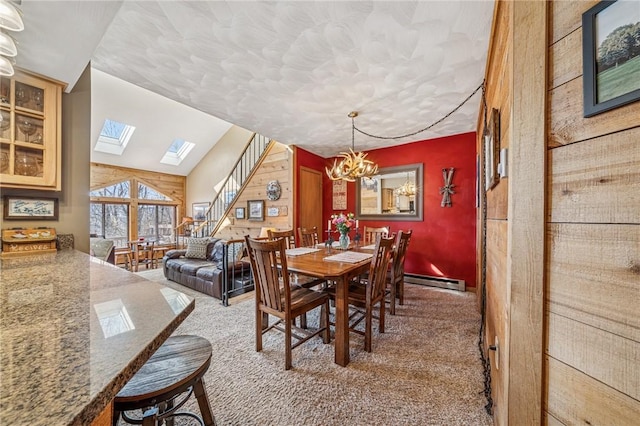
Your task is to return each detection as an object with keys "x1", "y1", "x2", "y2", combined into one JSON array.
[{"x1": 0, "y1": 250, "x2": 195, "y2": 425}]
